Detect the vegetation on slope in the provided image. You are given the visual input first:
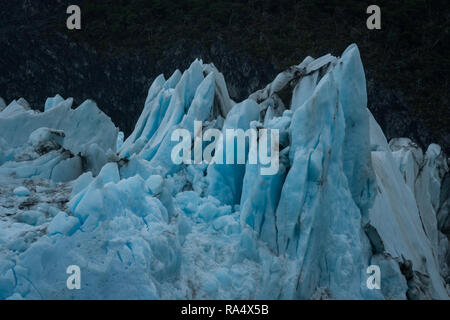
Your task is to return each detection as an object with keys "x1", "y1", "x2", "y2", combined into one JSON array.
[{"x1": 72, "y1": 0, "x2": 449, "y2": 140}]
